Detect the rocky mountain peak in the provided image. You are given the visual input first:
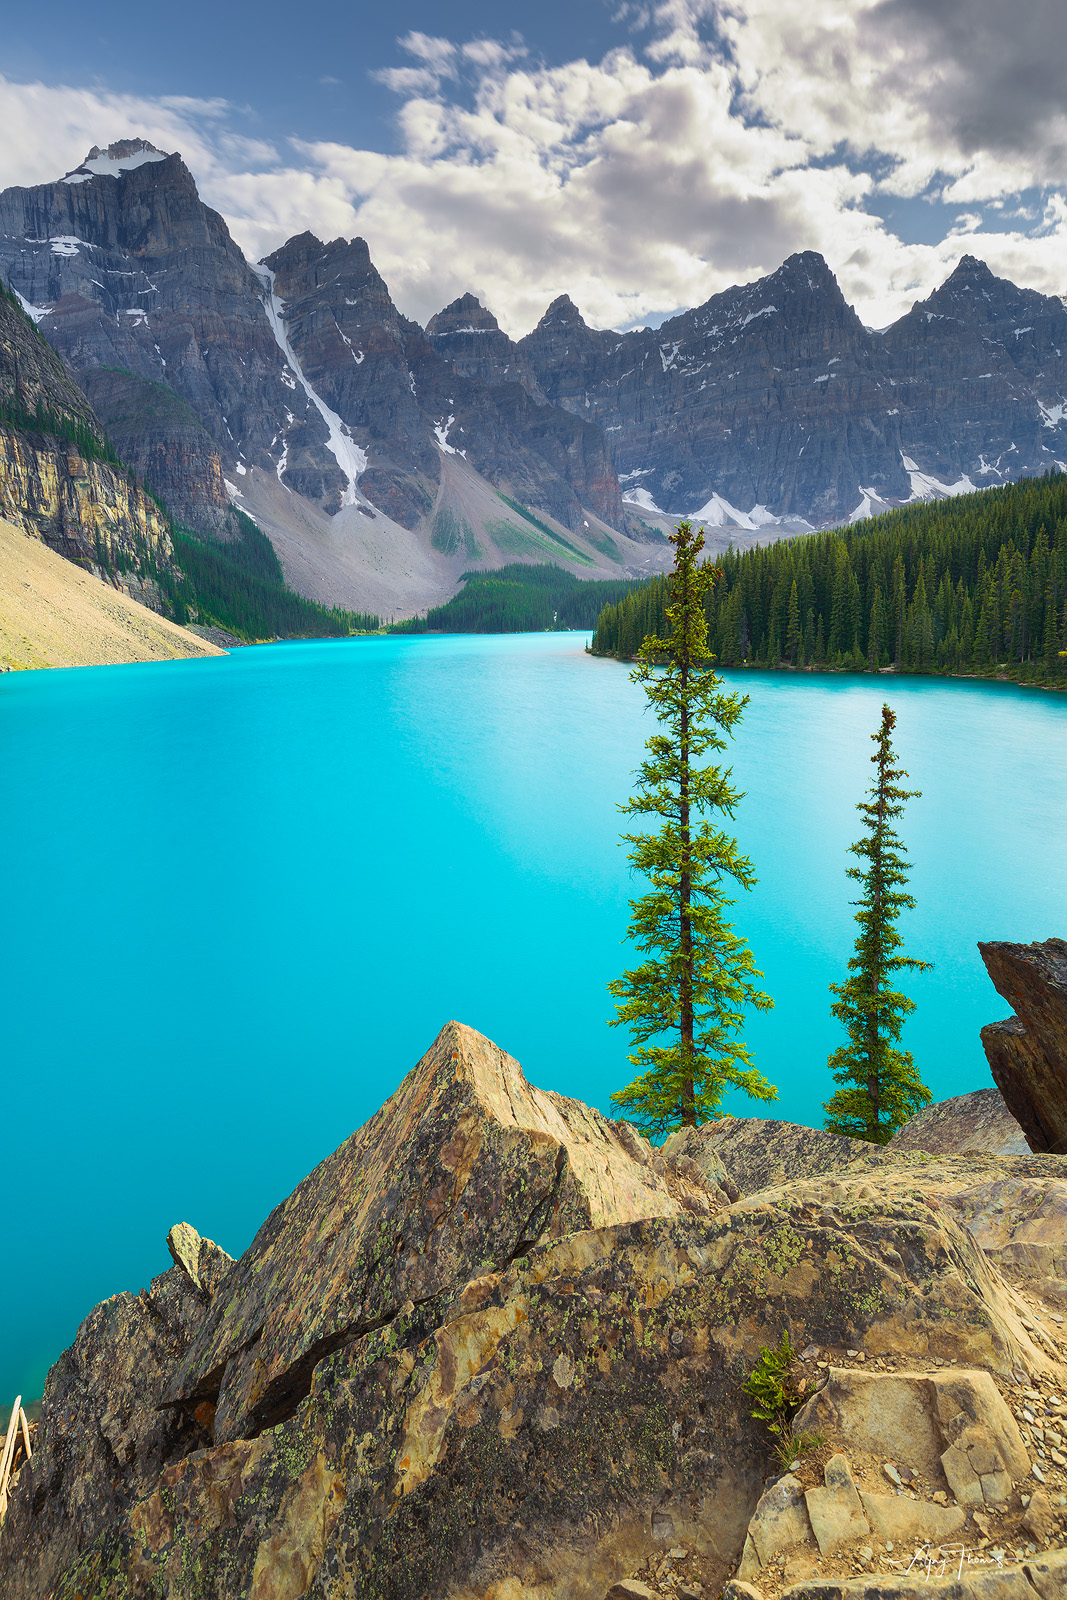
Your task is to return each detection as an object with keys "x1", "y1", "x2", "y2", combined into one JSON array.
[
  {"x1": 426, "y1": 293, "x2": 501, "y2": 337},
  {"x1": 63, "y1": 139, "x2": 171, "y2": 184},
  {"x1": 536, "y1": 293, "x2": 588, "y2": 331},
  {"x1": 425, "y1": 291, "x2": 548, "y2": 399},
  {"x1": 263, "y1": 232, "x2": 376, "y2": 299},
  {"x1": 909, "y1": 252, "x2": 1067, "y2": 343},
  {"x1": 950, "y1": 254, "x2": 996, "y2": 281},
  {"x1": 761, "y1": 250, "x2": 850, "y2": 311}
]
